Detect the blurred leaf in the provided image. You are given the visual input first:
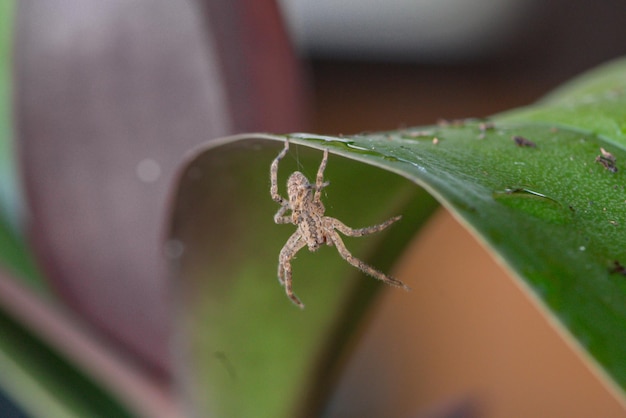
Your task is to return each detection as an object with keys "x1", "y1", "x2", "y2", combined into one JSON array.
[
  {"x1": 0, "y1": 0, "x2": 20, "y2": 228},
  {"x1": 0, "y1": 304, "x2": 133, "y2": 418},
  {"x1": 0, "y1": 389, "x2": 29, "y2": 418},
  {"x1": 15, "y1": 0, "x2": 307, "y2": 374},
  {"x1": 0, "y1": 4, "x2": 147, "y2": 417},
  {"x1": 0, "y1": 0, "x2": 45, "y2": 291},
  {"x1": 169, "y1": 58, "x2": 626, "y2": 417}
]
